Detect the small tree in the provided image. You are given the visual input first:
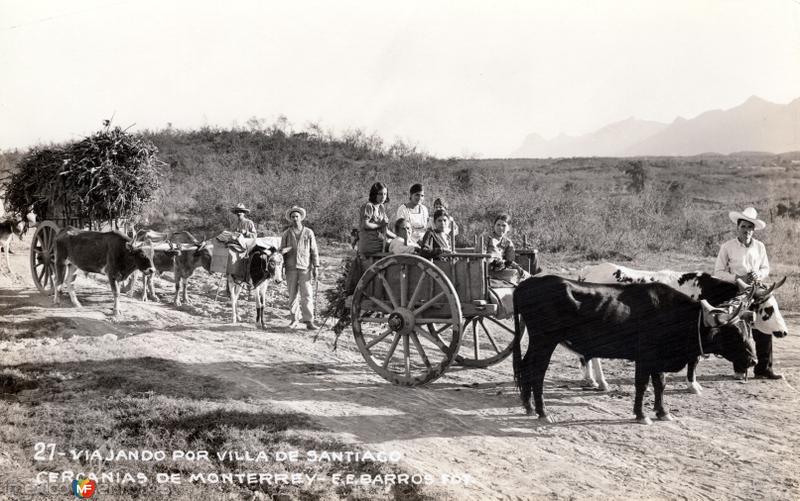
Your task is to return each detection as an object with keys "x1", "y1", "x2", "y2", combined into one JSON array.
[{"x1": 624, "y1": 160, "x2": 648, "y2": 193}]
